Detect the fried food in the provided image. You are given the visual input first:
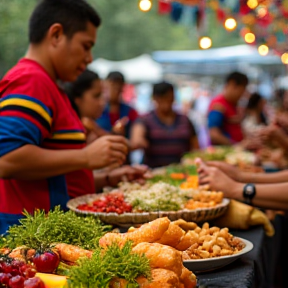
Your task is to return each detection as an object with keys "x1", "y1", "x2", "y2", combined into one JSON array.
[
  {"x1": 54, "y1": 243, "x2": 92, "y2": 263},
  {"x1": 132, "y1": 242, "x2": 183, "y2": 277},
  {"x1": 176, "y1": 230, "x2": 199, "y2": 251},
  {"x1": 180, "y1": 266, "x2": 197, "y2": 288},
  {"x1": 156, "y1": 223, "x2": 185, "y2": 247},
  {"x1": 99, "y1": 217, "x2": 170, "y2": 248},
  {"x1": 181, "y1": 222, "x2": 245, "y2": 259}
]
